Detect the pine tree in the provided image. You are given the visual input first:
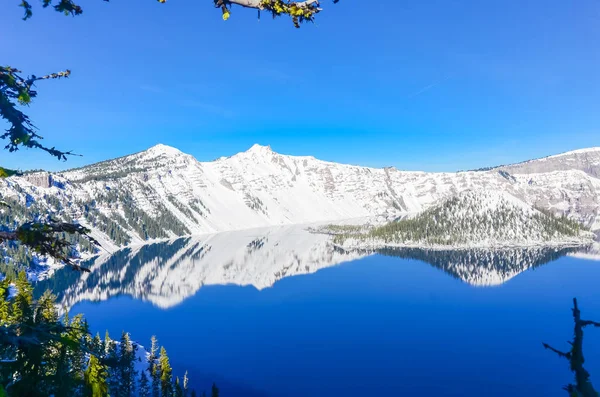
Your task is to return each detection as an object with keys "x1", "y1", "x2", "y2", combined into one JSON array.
[
  {"x1": 159, "y1": 346, "x2": 173, "y2": 397},
  {"x1": 0, "y1": 278, "x2": 11, "y2": 324},
  {"x1": 149, "y1": 336, "x2": 161, "y2": 397},
  {"x1": 104, "y1": 331, "x2": 120, "y2": 396},
  {"x1": 139, "y1": 369, "x2": 151, "y2": 397},
  {"x1": 52, "y1": 332, "x2": 71, "y2": 396},
  {"x1": 191, "y1": 391, "x2": 198, "y2": 397},
  {"x1": 118, "y1": 331, "x2": 137, "y2": 396},
  {"x1": 55, "y1": 314, "x2": 87, "y2": 396},
  {"x1": 9, "y1": 271, "x2": 43, "y2": 396},
  {"x1": 91, "y1": 332, "x2": 104, "y2": 356},
  {"x1": 12, "y1": 270, "x2": 33, "y2": 324},
  {"x1": 84, "y1": 355, "x2": 109, "y2": 397},
  {"x1": 175, "y1": 376, "x2": 183, "y2": 397},
  {"x1": 104, "y1": 330, "x2": 112, "y2": 356},
  {"x1": 211, "y1": 383, "x2": 219, "y2": 397},
  {"x1": 183, "y1": 371, "x2": 189, "y2": 397},
  {"x1": 35, "y1": 290, "x2": 58, "y2": 323}
]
